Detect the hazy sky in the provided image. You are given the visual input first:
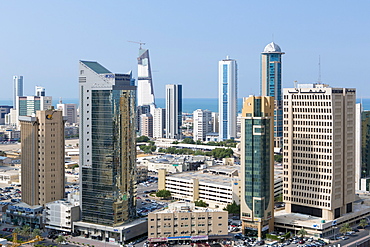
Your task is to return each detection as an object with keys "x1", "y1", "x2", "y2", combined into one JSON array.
[{"x1": 0, "y1": 1, "x2": 369, "y2": 101}]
